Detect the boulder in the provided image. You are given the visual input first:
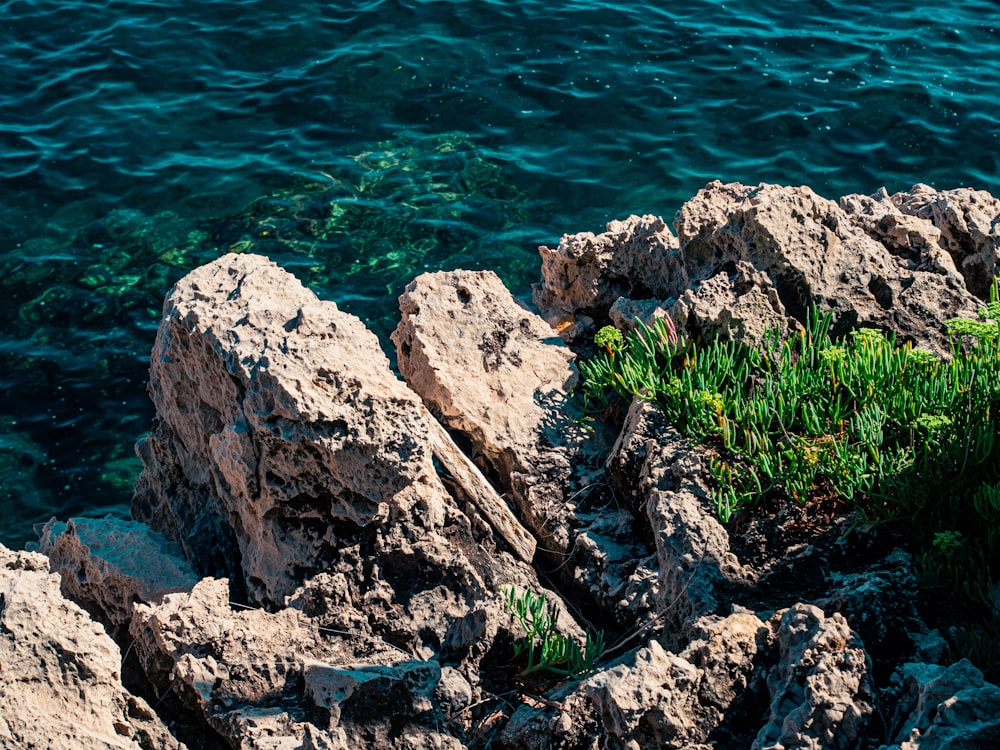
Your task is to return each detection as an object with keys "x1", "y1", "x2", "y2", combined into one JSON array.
[
  {"x1": 890, "y1": 183, "x2": 1000, "y2": 299},
  {"x1": 498, "y1": 610, "x2": 766, "y2": 750},
  {"x1": 535, "y1": 181, "x2": 989, "y2": 354},
  {"x1": 754, "y1": 603, "x2": 872, "y2": 750},
  {"x1": 129, "y1": 576, "x2": 461, "y2": 749},
  {"x1": 886, "y1": 659, "x2": 1000, "y2": 750},
  {"x1": 37, "y1": 516, "x2": 198, "y2": 634},
  {"x1": 132, "y1": 254, "x2": 540, "y2": 636},
  {"x1": 533, "y1": 214, "x2": 687, "y2": 340},
  {"x1": 0, "y1": 544, "x2": 182, "y2": 750},
  {"x1": 674, "y1": 181, "x2": 979, "y2": 353},
  {"x1": 669, "y1": 260, "x2": 793, "y2": 345},
  {"x1": 393, "y1": 269, "x2": 654, "y2": 621}
]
